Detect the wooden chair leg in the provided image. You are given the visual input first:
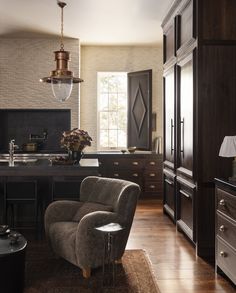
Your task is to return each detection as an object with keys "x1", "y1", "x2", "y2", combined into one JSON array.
[
  {"x1": 115, "y1": 258, "x2": 122, "y2": 264},
  {"x1": 82, "y1": 268, "x2": 91, "y2": 278}
]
